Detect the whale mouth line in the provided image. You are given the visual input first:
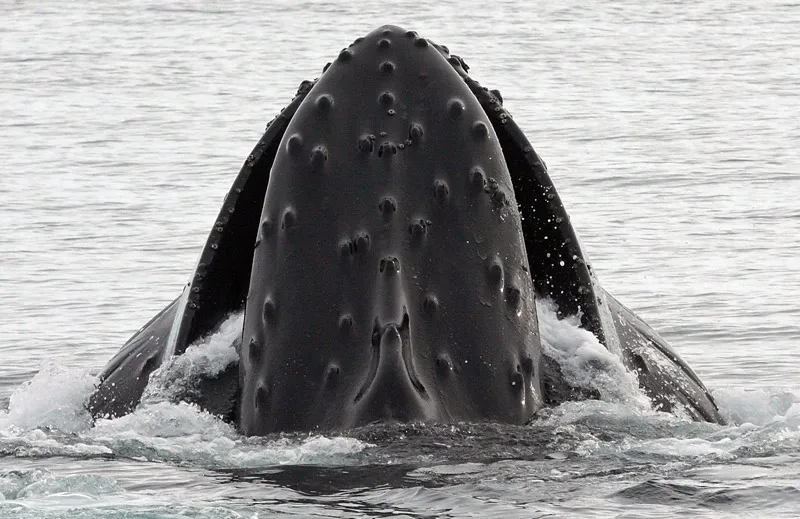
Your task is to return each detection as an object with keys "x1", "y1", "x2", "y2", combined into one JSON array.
[{"x1": 354, "y1": 310, "x2": 426, "y2": 404}]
